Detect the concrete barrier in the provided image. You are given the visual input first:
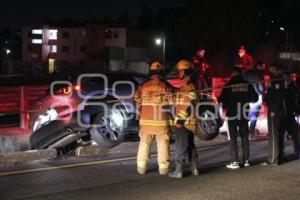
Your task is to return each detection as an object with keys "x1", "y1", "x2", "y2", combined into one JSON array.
[
  {"x1": 0, "y1": 149, "x2": 57, "y2": 166},
  {"x1": 0, "y1": 134, "x2": 229, "y2": 166},
  {"x1": 75, "y1": 145, "x2": 109, "y2": 157},
  {"x1": 0, "y1": 135, "x2": 30, "y2": 153}
]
